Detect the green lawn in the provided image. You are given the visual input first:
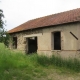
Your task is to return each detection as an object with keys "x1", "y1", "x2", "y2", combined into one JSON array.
[{"x1": 0, "y1": 43, "x2": 80, "y2": 80}]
